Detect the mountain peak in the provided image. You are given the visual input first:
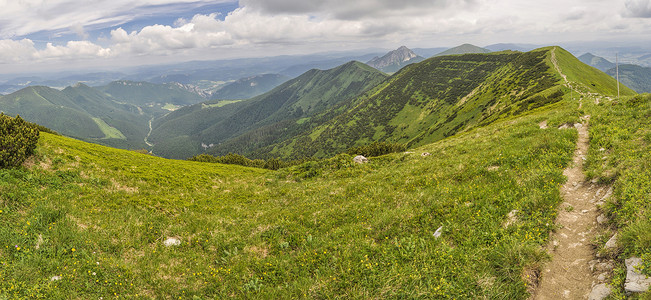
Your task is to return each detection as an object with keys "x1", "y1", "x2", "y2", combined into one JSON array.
[
  {"x1": 366, "y1": 46, "x2": 424, "y2": 73},
  {"x1": 577, "y1": 53, "x2": 614, "y2": 72}
]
